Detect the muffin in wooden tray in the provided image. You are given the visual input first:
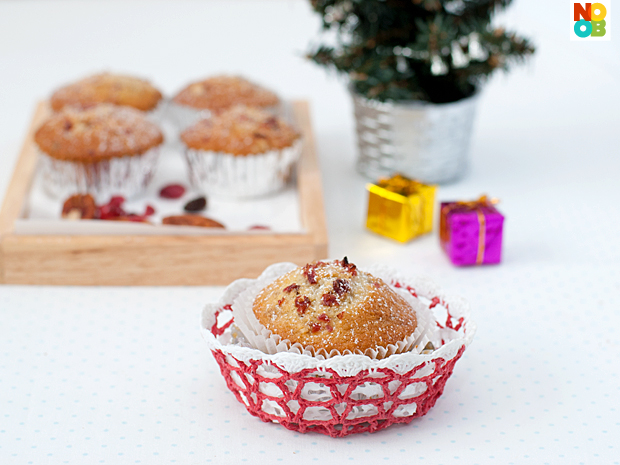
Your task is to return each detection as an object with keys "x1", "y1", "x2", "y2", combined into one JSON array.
[{"x1": 34, "y1": 104, "x2": 164, "y2": 200}]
